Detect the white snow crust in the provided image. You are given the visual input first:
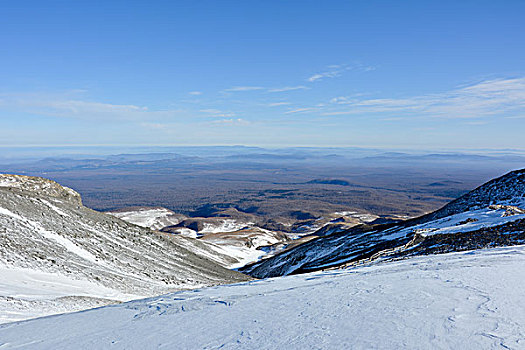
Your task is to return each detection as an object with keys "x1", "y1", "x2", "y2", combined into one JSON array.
[
  {"x1": 1, "y1": 245, "x2": 524, "y2": 349},
  {"x1": 0, "y1": 264, "x2": 139, "y2": 324},
  {"x1": 108, "y1": 208, "x2": 183, "y2": 231}
]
